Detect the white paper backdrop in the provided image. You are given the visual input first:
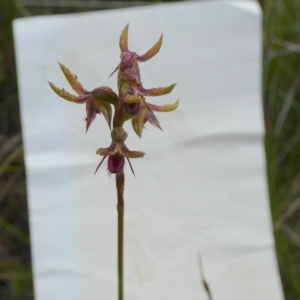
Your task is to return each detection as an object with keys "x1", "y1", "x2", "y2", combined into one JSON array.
[{"x1": 13, "y1": 1, "x2": 284, "y2": 300}]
